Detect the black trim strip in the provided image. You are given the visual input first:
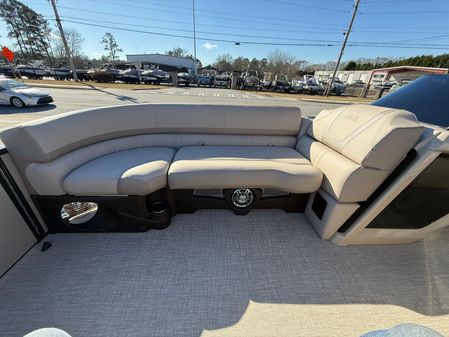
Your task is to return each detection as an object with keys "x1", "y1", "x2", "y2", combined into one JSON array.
[
  {"x1": 0, "y1": 147, "x2": 7, "y2": 155},
  {"x1": 0, "y1": 157, "x2": 46, "y2": 239}
]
